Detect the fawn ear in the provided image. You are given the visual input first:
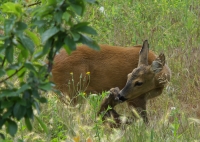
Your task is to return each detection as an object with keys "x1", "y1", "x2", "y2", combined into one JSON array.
[
  {"x1": 151, "y1": 53, "x2": 165, "y2": 73},
  {"x1": 138, "y1": 40, "x2": 149, "y2": 66}
]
